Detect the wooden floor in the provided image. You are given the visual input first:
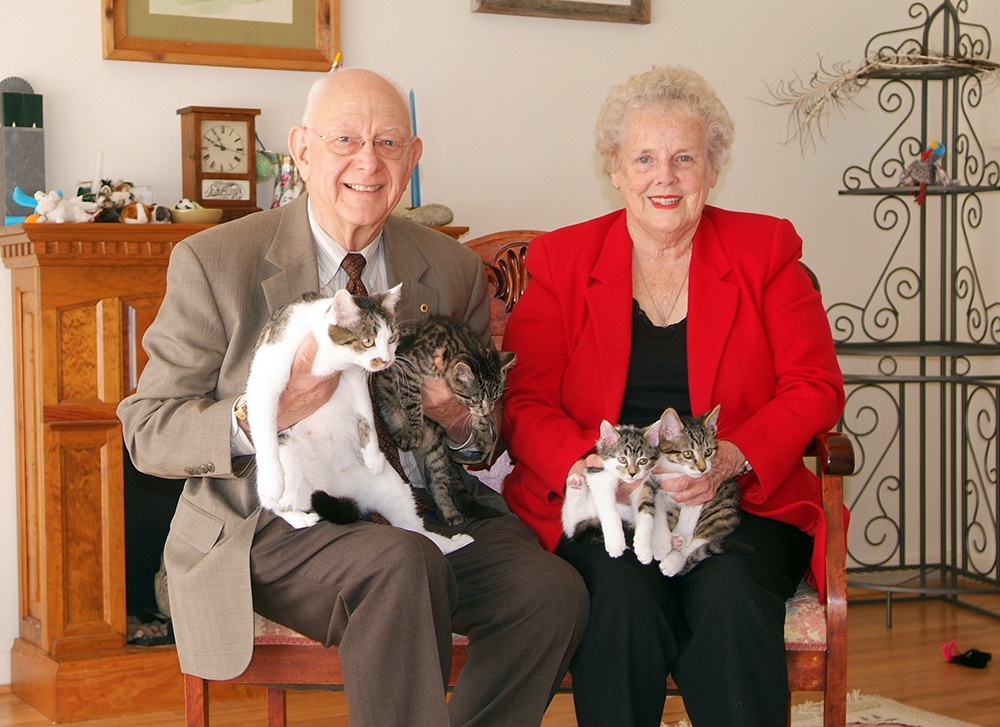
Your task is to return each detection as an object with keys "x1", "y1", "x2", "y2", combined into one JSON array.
[{"x1": 1, "y1": 594, "x2": 998, "y2": 726}]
